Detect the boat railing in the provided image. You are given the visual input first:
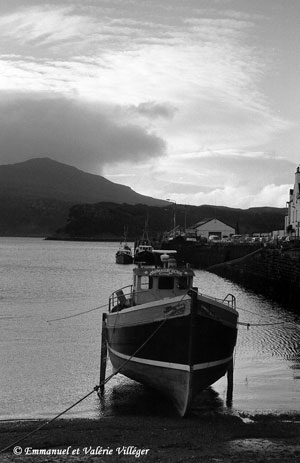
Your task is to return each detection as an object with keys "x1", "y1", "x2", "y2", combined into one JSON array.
[
  {"x1": 197, "y1": 290, "x2": 236, "y2": 310},
  {"x1": 109, "y1": 285, "x2": 163, "y2": 312},
  {"x1": 222, "y1": 293, "x2": 236, "y2": 309},
  {"x1": 109, "y1": 285, "x2": 237, "y2": 312},
  {"x1": 109, "y1": 285, "x2": 133, "y2": 312}
]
